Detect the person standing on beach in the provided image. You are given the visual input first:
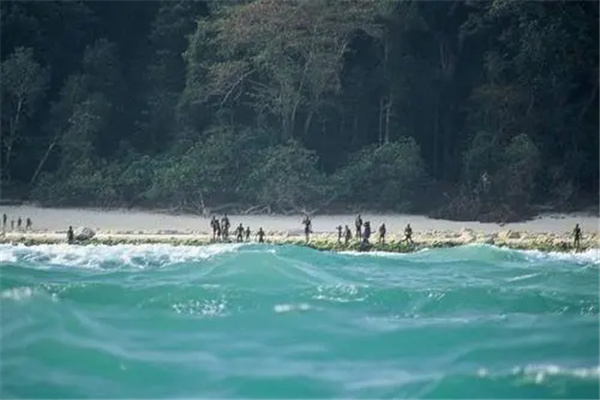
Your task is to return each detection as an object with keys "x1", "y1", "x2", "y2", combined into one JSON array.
[
  {"x1": 236, "y1": 223, "x2": 244, "y2": 242},
  {"x1": 573, "y1": 224, "x2": 582, "y2": 250},
  {"x1": 245, "y1": 226, "x2": 251, "y2": 242},
  {"x1": 26, "y1": 218, "x2": 32, "y2": 232},
  {"x1": 215, "y1": 220, "x2": 222, "y2": 241},
  {"x1": 404, "y1": 223, "x2": 414, "y2": 244},
  {"x1": 67, "y1": 226, "x2": 74, "y2": 244},
  {"x1": 257, "y1": 227, "x2": 265, "y2": 243},
  {"x1": 221, "y1": 214, "x2": 230, "y2": 240},
  {"x1": 378, "y1": 223, "x2": 386, "y2": 244},
  {"x1": 302, "y1": 215, "x2": 312, "y2": 243},
  {"x1": 210, "y1": 216, "x2": 218, "y2": 239},
  {"x1": 362, "y1": 221, "x2": 371, "y2": 244},
  {"x1": 17, "y1": 217, "x2": 22, "y2": 231},
  {"x1": 2, "y1": 214, "x2": 7, "y2": 231},
  {"x1": 336, "y1": 225, "x2": 342, "y2": 243},
  {"x1": 344, "y1": 225, "x2": 352, "y2": 246},
  {"x1": 355, "y1": 214, "x2": 363, "y2": 240}
]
